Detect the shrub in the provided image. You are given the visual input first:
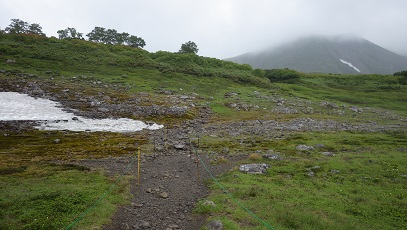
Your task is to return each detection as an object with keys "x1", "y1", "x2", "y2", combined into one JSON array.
[{"x1": 264, "y1": 68, "x2": 303, "y2": 83}]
